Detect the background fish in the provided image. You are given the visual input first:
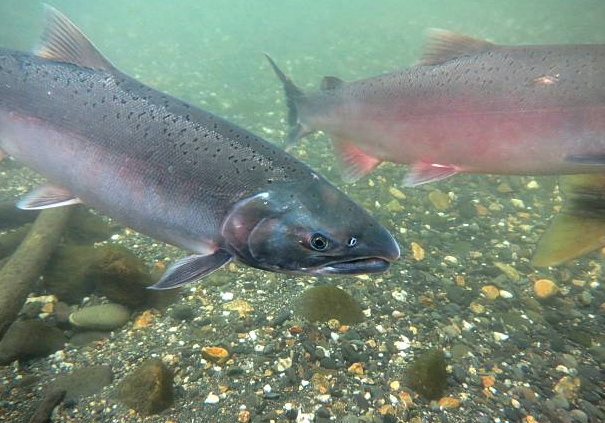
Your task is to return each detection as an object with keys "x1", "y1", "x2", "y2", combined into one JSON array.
[
  {"x1": 267, "y1": 31, "x2": 605, "y2": 267},
  {"x1": 0, "y1": 7, "x2": 399, "y2": 289}
]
